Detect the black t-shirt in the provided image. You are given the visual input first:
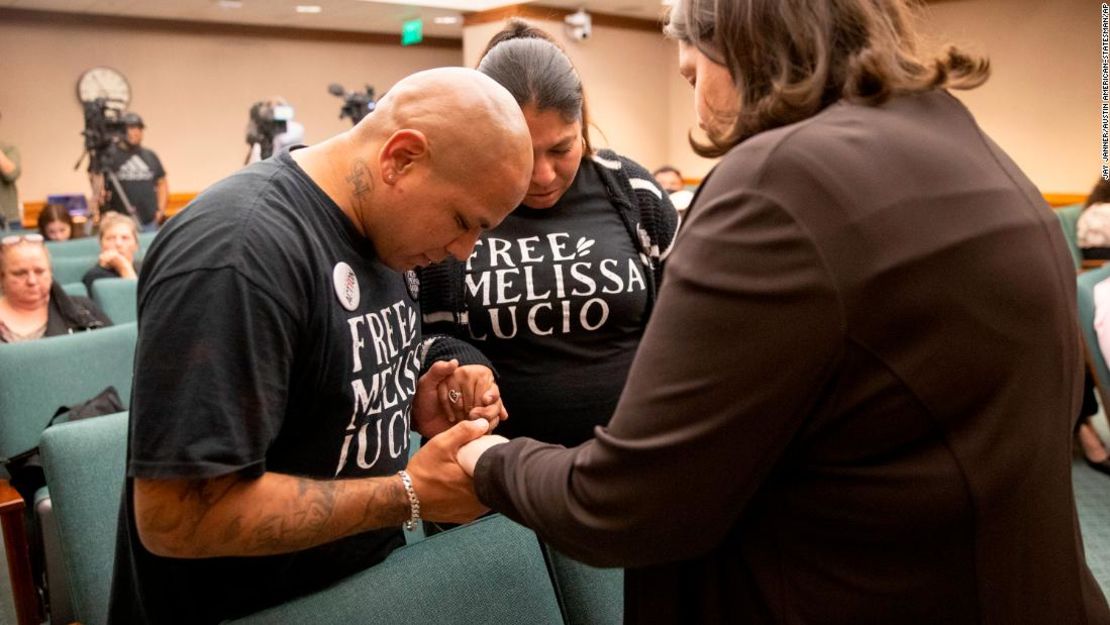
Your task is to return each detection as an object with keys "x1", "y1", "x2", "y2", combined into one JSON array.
[
  {"x1": 104, "y1": 144, "x2": 165, "y2": 225},
  {"x1": 108, "y1": 149, "x2": 420, "y2": 624},
  {"x1": 463, "y1": 160, "x2": 648, "y2": 446}
]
